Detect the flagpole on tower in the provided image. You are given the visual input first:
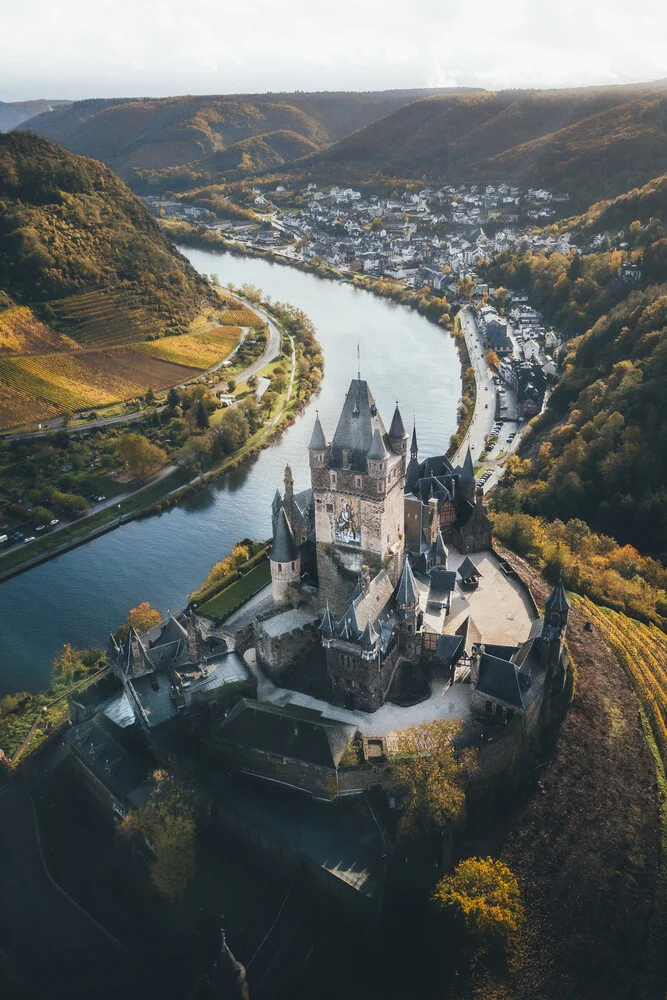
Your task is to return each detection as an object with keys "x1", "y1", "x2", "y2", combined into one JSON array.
[{"x1": 357, "y1": 340, "x2": 361, "y2": 380}]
